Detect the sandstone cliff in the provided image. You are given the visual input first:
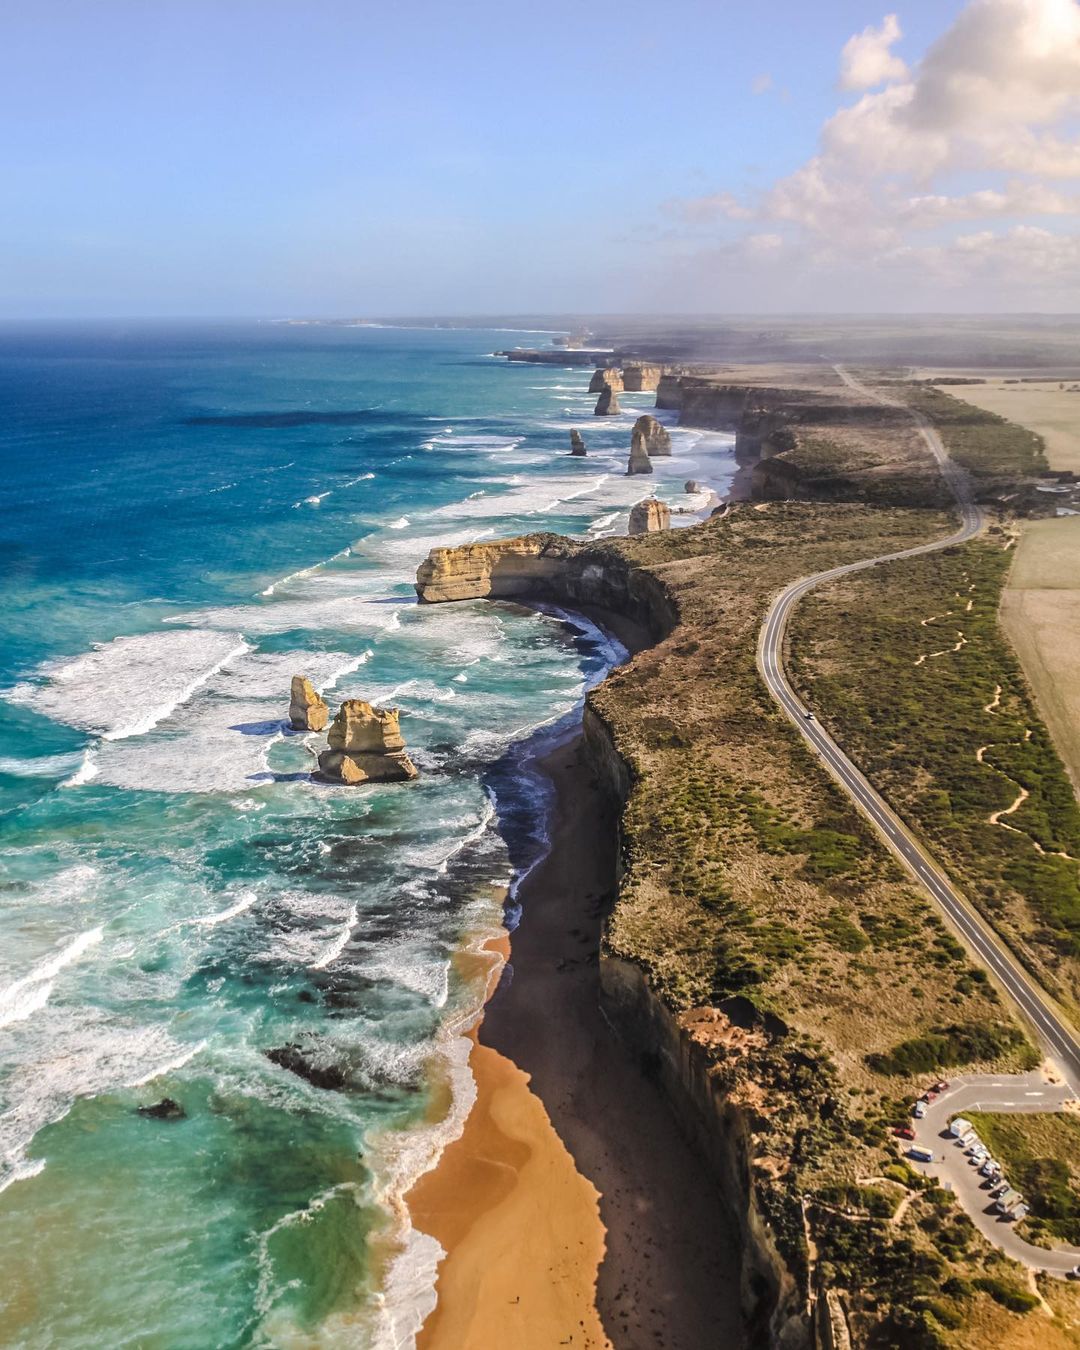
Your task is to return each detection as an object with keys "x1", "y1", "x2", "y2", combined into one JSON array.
[
  {"x1": 594, "y1": 387, "x2": 620, "y2": 416},
  {"x1": 289, "y1": 675, "x2": 329, "y2": 732},
  {"x1": 628, "y1": 498, "x2": 670, "y2": 535},
  {"x1": 632, "y1": 413, "x2": 672, "y2": 457},
  {"x1": 317, "y1": 700, "x2": 418, "y2": 784},
  {"x1": 569, "y1": 429, "x2": 587, "y2": 457},
  {"x1": 622, "y1": 364, "x2": 663, "y2": 392},
  {"x1": 414, "y1": 533, "x2": 677, "y2": 641},
  {"x1": 588, "y1": 367, "x2": 624, "y2": 394}
]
